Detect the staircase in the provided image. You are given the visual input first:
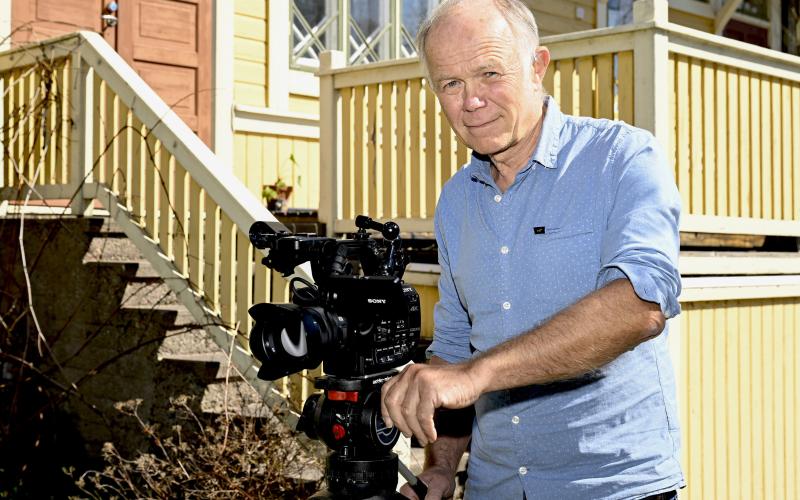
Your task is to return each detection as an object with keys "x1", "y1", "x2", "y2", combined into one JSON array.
[
  {"x1": 0, "y1": 32, "x2": 309, "y2": 452},
  {"x1": 83, "y1": 216, "x2": 267, "y2": 417}
]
